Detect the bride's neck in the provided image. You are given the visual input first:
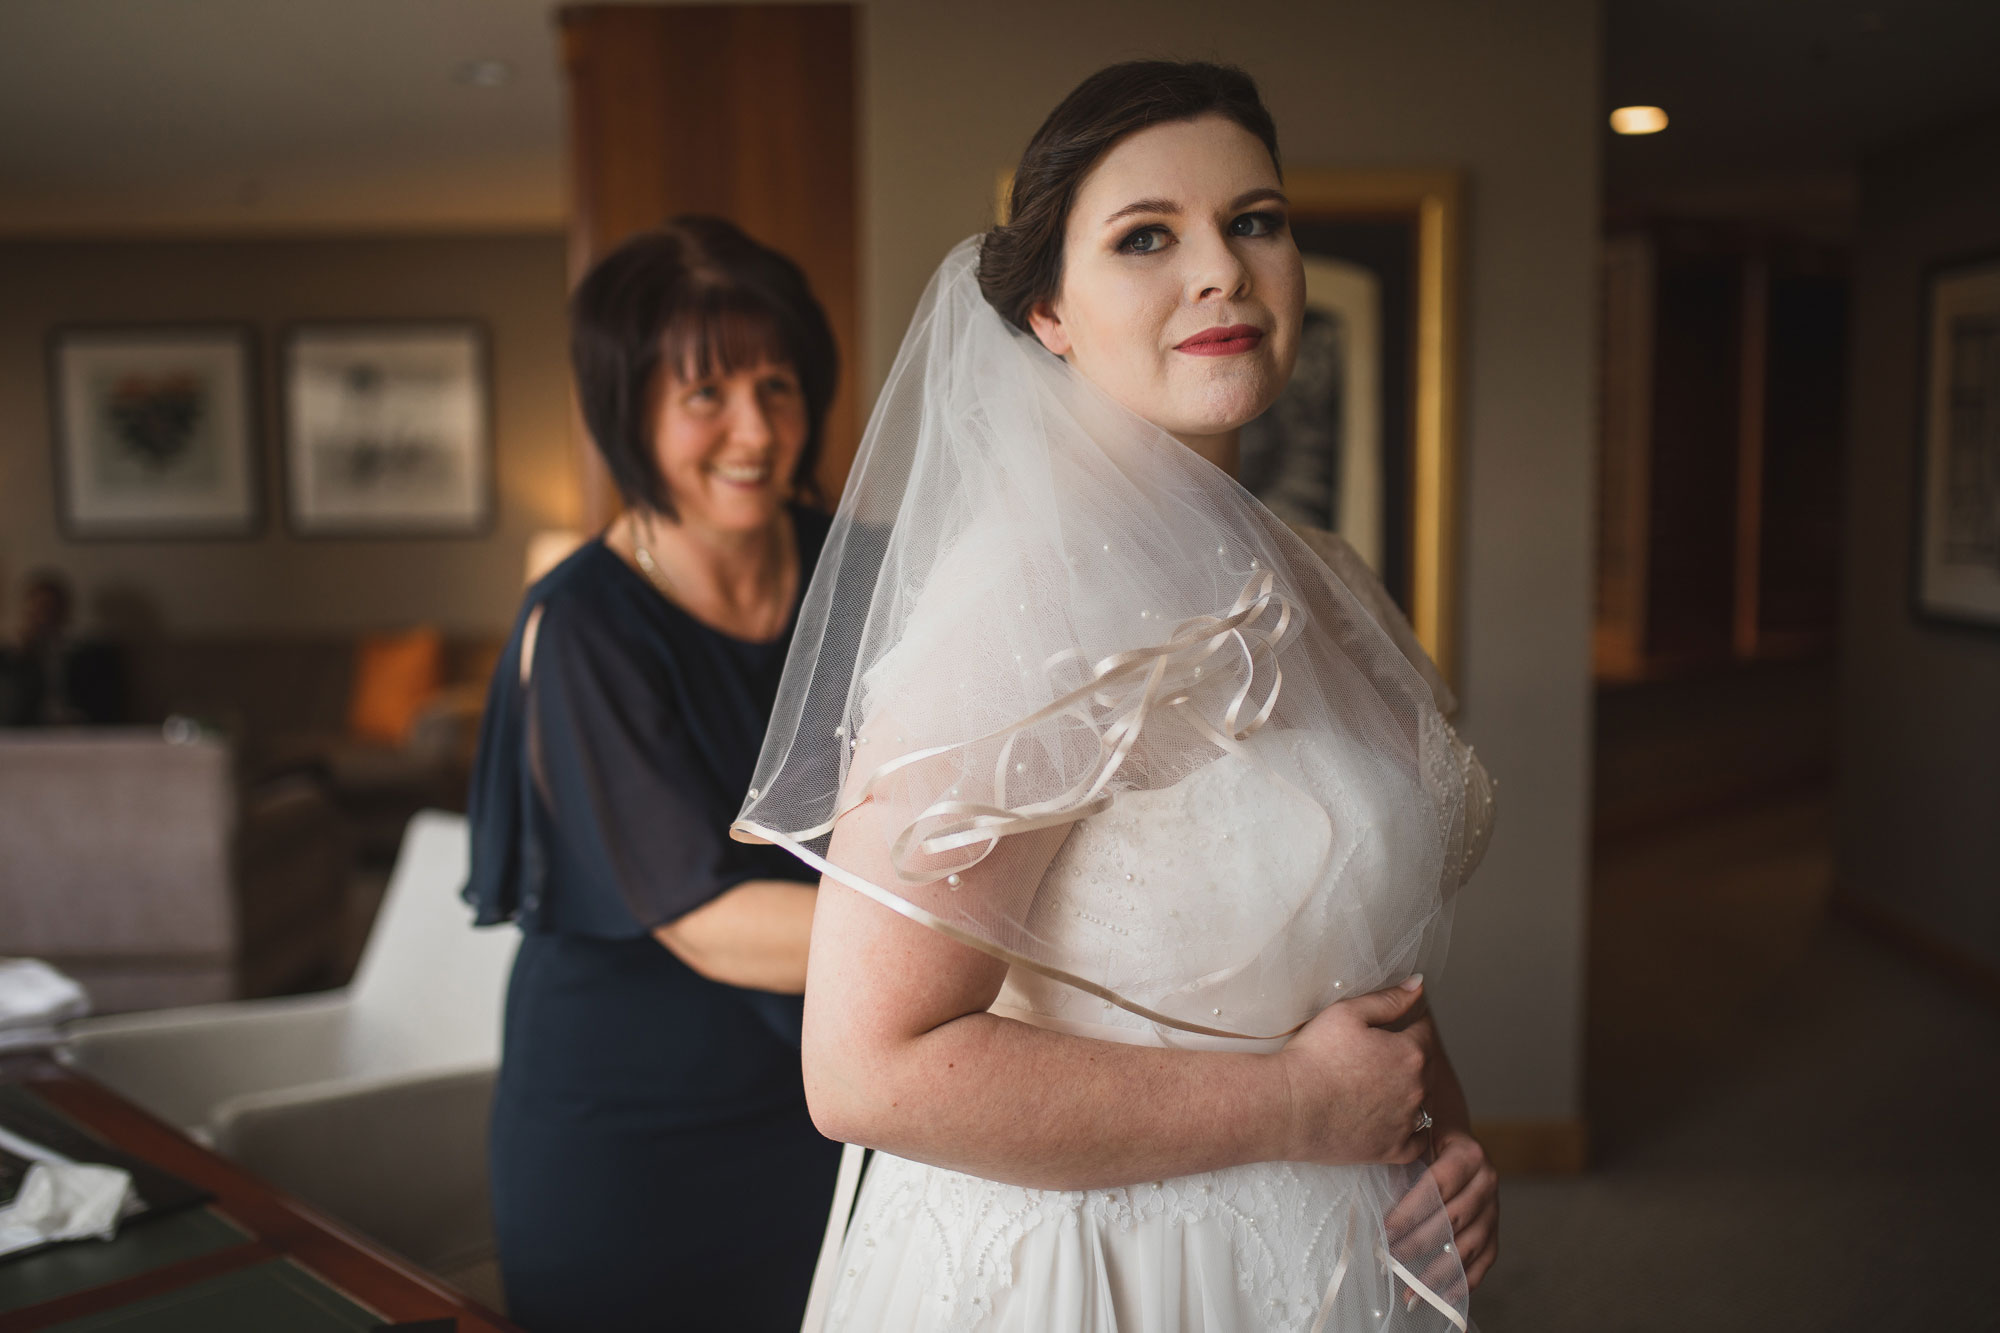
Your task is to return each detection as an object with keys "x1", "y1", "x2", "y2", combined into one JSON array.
[{"x1": 1173, "y1": 428, "x2": 1241, "y2": 480}]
